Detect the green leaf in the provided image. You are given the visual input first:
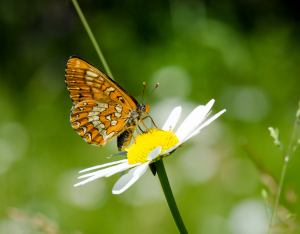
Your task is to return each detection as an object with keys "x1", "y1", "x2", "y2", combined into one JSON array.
[
  {"x1": 285, "y1": 213, "x2": 296, "y2": 219},
  {"x1": 261, "y1": 189, "x2": 268, "y2": 201},
  {"x1": 268, "y1": 127, "x2": 284, "y2": 151}
]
